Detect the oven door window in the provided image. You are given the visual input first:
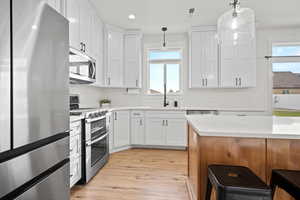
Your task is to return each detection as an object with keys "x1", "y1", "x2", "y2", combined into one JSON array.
[
  {"x1": 90, "y1": 118, "x2": 106, "y2": 140},
  {"x1": 91, "y1": 135, "x2": 108, "y2": 167}
]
